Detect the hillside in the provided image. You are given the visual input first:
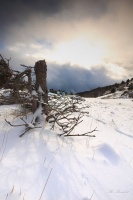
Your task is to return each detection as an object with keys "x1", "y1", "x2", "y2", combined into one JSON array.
[{"x1": 77, "y1": 78, "x2": 133, "y2": 98}]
